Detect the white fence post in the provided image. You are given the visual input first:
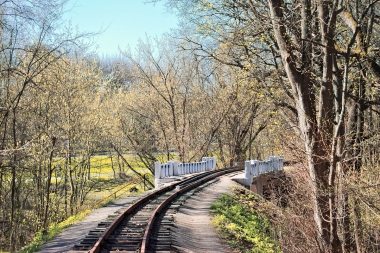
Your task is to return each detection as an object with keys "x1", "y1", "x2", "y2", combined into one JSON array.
[
  {"x1": 161, "y1": 163, "x2": 166, "y2": 178},
  {"x1": 252, "y1": 160, "x2": 259, "y2": 177},
  {"x1": 155, "y1": 161, "x2": 161, "y2": 188},
  {"x1": 258, "y1": 161, "x2": 262, "y2": 174},
  {"x1": 173, "y1": 161, "x2": 178, "y2": 176},
  {"x1": 155, "y1": 161, "x2": 161, "y2": 179},
  {"x1": 161, "y1": 163, "x2": 165, "y2": 178},
  {"x1": 274, "y1": 156, "x2": 279, "y2": 173},
  {"x1": 269, "y1": 157, "x2": 274, "y2": 173},
  {"x1": 245, "y1": 161, "x2": 251, "y2": 185},
  {"x1": 167, "y1": 161, "x2": 172, "y2": 177}
]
